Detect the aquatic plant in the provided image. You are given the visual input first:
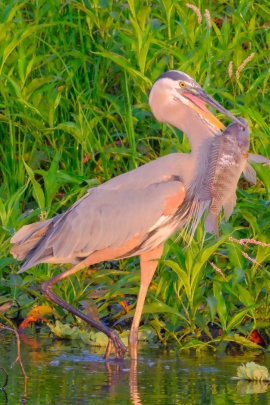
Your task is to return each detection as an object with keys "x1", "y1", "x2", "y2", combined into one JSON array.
[{"x1": 236, "y1": 362, "x2": 270, "y2": 382}]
